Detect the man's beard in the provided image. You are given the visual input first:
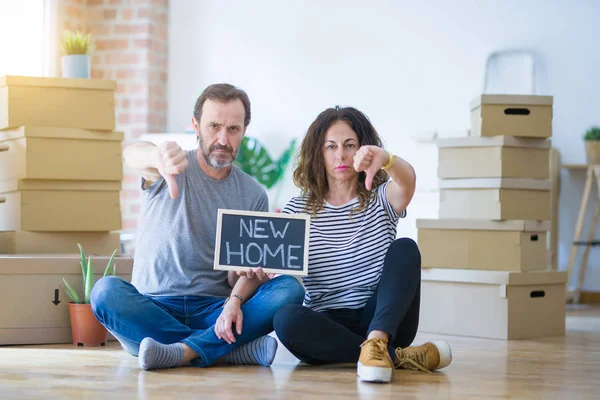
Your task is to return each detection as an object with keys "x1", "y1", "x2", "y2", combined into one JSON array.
[{"x1": 198, "y1": 133, "x2": 236, "y2": 170}]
